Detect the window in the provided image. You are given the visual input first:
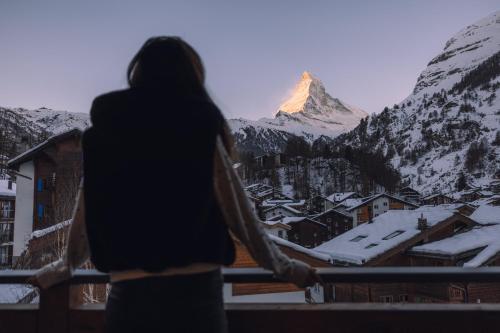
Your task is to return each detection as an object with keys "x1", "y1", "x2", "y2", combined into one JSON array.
[
  {"x1": 365, "y1": 243, "x2": 378, "y2": 249},
  {"x1": 398, "y1": 294, "x2": 409, "y2": 302},
  {"x1": 327, "y1": 217, "x2": 332, "y2": 222},
  {"x1": 344, "y1": 225, "x2": 349, "y2": 231},
  {"x1": 37, "y1": 178, "x2": 43, "y2": 192},
  {"x1": 383, "y1": 202, "x2": 388, "y2": 206},
  {"x1": 37, "y1": 204, "x2": 44, "y2": 219},
  {"x1": 350, "y1": 235, "x2": 366, "y2": 242},
  {"x1": 278, "y1": 230, "x2": 284, "y2": 238},
  {"x1": 374, "y1": 204, "x2": 379, "y2": 209},
  {"x1": 379, "y1": 295, "x2": 394, "y2": 303},
  {"x1": 382, "y1": 230, "x2": 405, "y2": 240}
]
